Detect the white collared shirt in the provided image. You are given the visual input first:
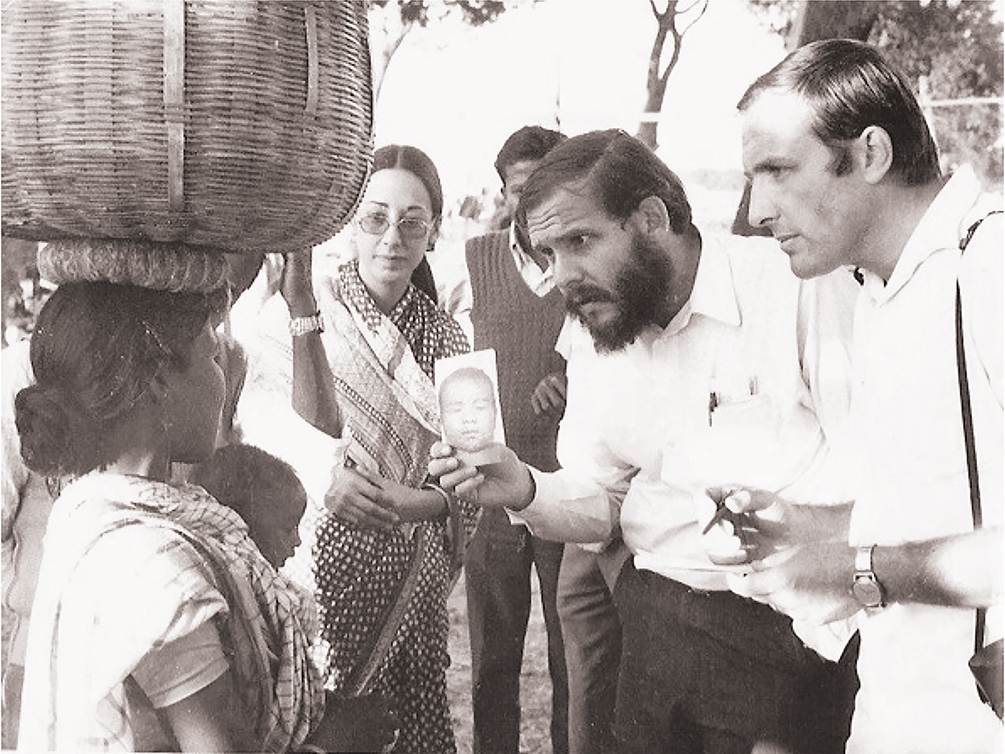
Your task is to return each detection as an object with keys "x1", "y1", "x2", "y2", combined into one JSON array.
[
  {"x1": 507, "y1": 223, "x2": 554, "y2": 297},
  {"x1": 510, "y1": 233, "x2": 859, "y2": 593},
  {"x1": 846, "y1": 166, "x2": 1003, "y2": 754}
]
